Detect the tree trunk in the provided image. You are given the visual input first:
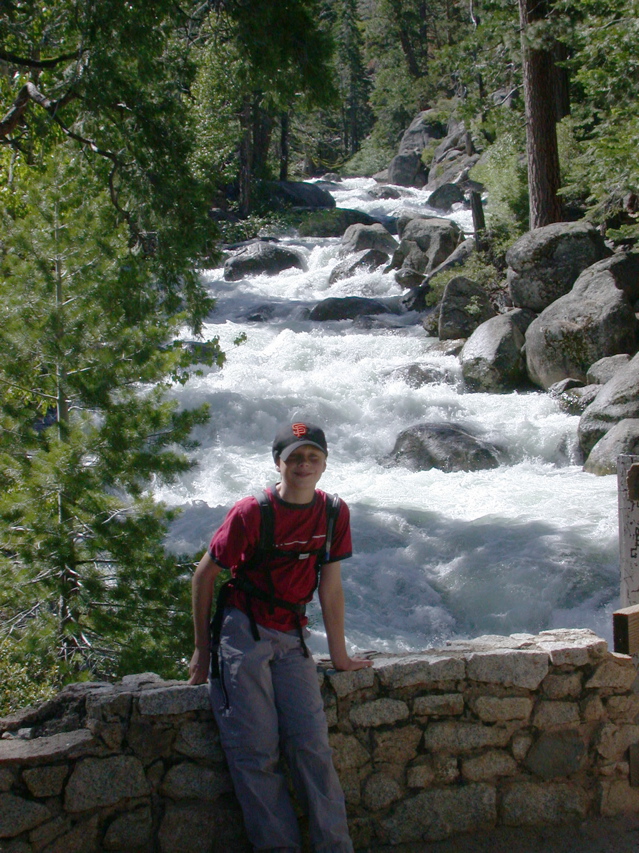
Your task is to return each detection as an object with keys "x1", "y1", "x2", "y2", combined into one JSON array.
[
  {"x1": 54, "y1": 209, "x2": 80, "y2": 664},
  {"x1": 238, "y1": 95, "x2": 252, "y2": 218},
  {"x1": 553, "y1": 40, "x2": 571, "y2": 121},
  {"x1": 518, "y1": 0, "x2": 563, "y2": 229},
  {"x1": 251, "y1": 96, "x2": 273, "y2": 181},
  {"x1": 279, "y1": 113, "x2": 289, "y2": 182},
  {"x1": 388, "y1": 0, "x2": 425, "y2": 78}
]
